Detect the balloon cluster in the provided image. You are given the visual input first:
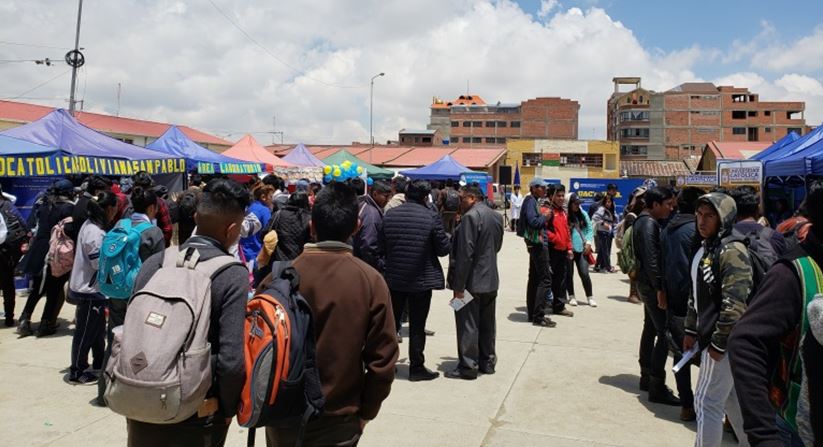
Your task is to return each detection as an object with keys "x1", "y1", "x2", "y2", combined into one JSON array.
[{"x1": 323, "y1": 160, "x2": 365, "y2": 184}]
